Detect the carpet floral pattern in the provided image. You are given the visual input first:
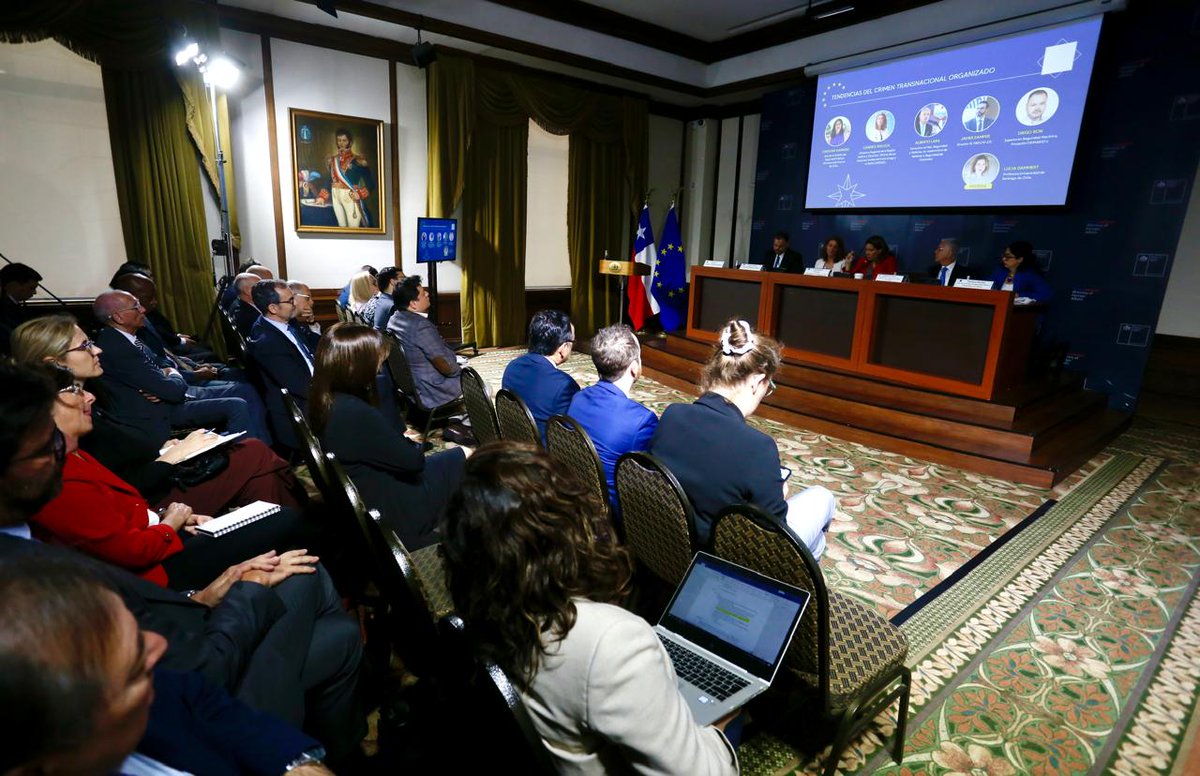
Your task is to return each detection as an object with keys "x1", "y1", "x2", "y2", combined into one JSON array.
[{"x1": 465, "y1": 350, "x2": 1200, "y2": 775}]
